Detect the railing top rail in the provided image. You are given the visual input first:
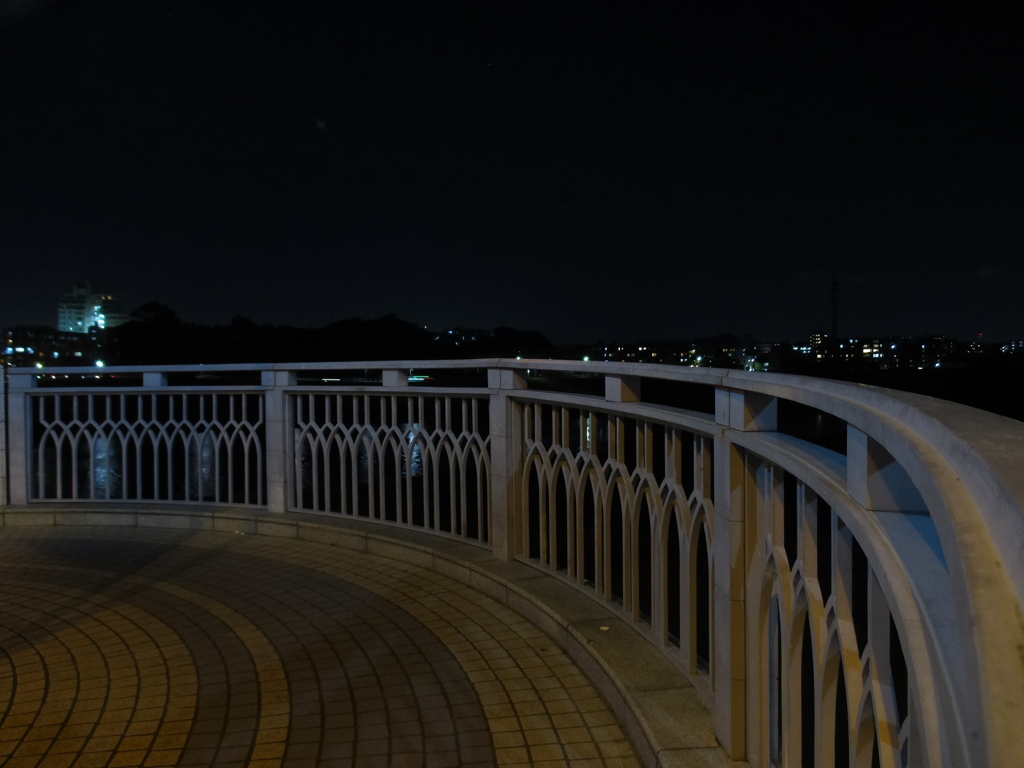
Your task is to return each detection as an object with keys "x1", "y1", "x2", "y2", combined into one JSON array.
[
  {"x1": 10, "y1": 359, "x2": 1023, "y2": 529},
  {"x1": 10, "y1": 362, "x2": 279, "y2": 375},
  {"x1": 10, "y1": 360, "x2": 511, "y2": 376},
  {"x1": 11, "y1": 358, "x2": 728, "y2": 378}
]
